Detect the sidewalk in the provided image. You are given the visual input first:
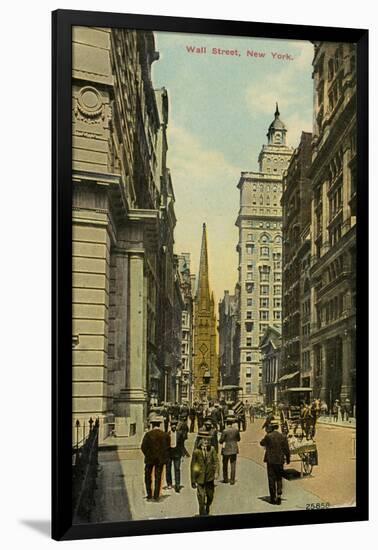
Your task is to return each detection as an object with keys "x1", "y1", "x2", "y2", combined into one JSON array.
[
  {"x1": 92, "y1": 432, "x2": 323, "y2": 522},
  {"x1": 317, "y1": 416, "x2": 356, "y2": 429}
]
